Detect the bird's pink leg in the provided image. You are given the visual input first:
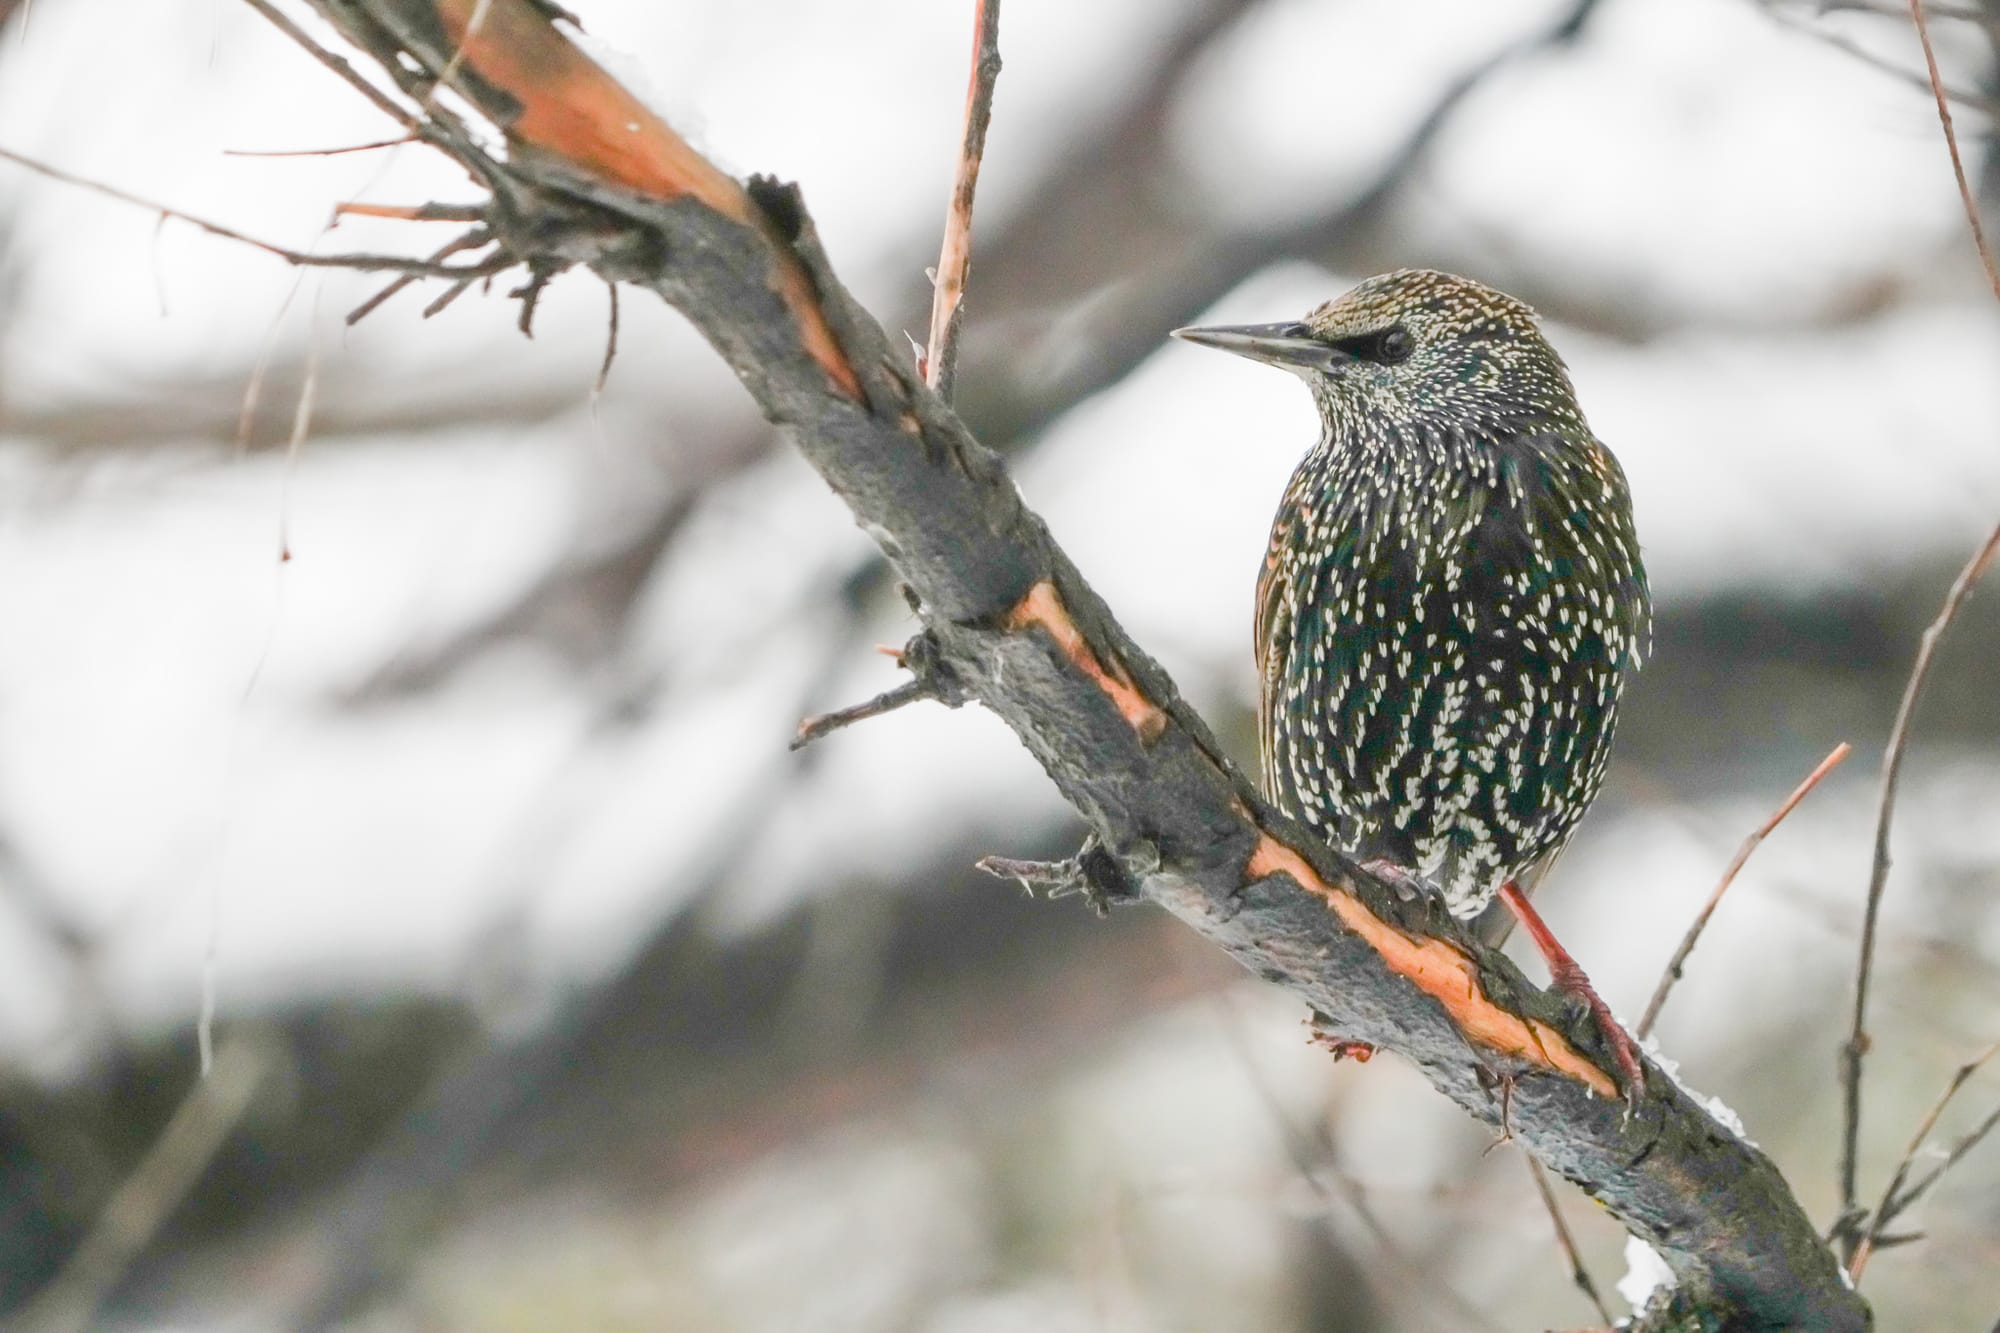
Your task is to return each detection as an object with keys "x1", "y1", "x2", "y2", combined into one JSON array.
[{"x1": 1498, "y1": 881, "x2": 1646, "y2": 1099}]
